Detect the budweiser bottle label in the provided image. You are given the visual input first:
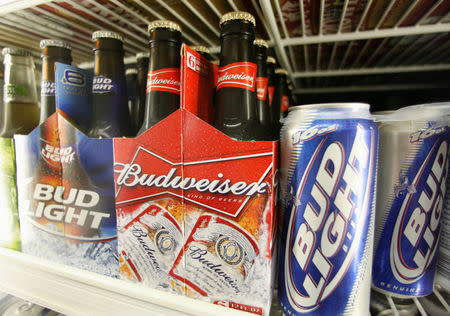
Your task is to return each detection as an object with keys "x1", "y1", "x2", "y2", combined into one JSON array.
[
  {"x1": 281, "y1": 94, "x2": 289, "y2": 112},
  {"x1": 146, "y1": 68, "x2": 181, "y2": 94},
  {"x1": 170, "y1": 215, "x2": 259, "y2": 296},
  {"x1": 119, "y1": 203, "x2": 183, "y2": 285},
  {"x1": 268, "y1": 86, "x2": 275, "y2": 106},
  {"x1": 256, "y1": 77, "x2": 268, "y2": 101},
  {"x1": 216, "y1": 62, "x2": 257, "y2": 91}
]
